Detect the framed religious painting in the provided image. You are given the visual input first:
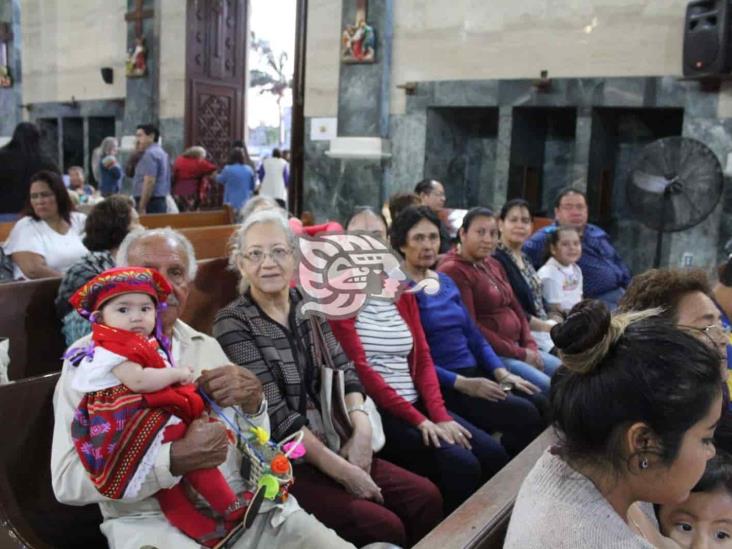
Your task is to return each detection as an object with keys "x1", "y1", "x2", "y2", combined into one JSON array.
[
  {"x1": 341, "y1": 0, "x2": 376, "y2": 63},
  {"x1": 0, "y1": 23, "x2": 13, "y2": 88}
]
